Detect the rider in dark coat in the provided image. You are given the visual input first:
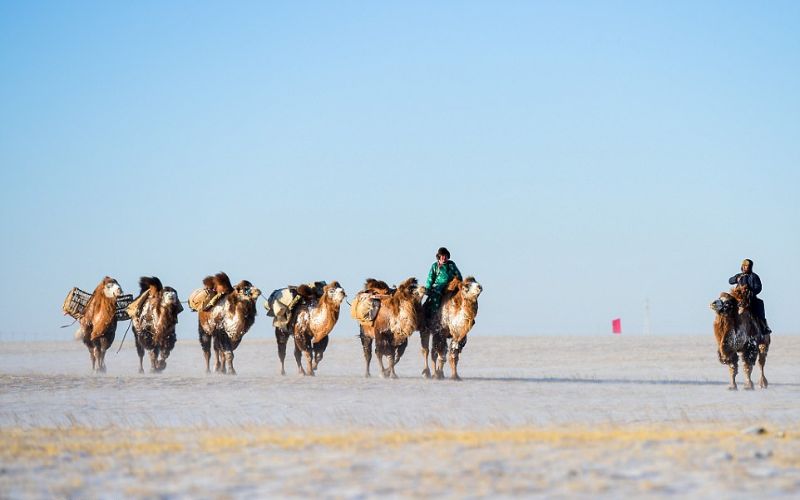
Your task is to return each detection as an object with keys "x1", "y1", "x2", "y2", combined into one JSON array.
[{"x1": 729, "y1": 258, "x2": 771, "y2": 334}]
